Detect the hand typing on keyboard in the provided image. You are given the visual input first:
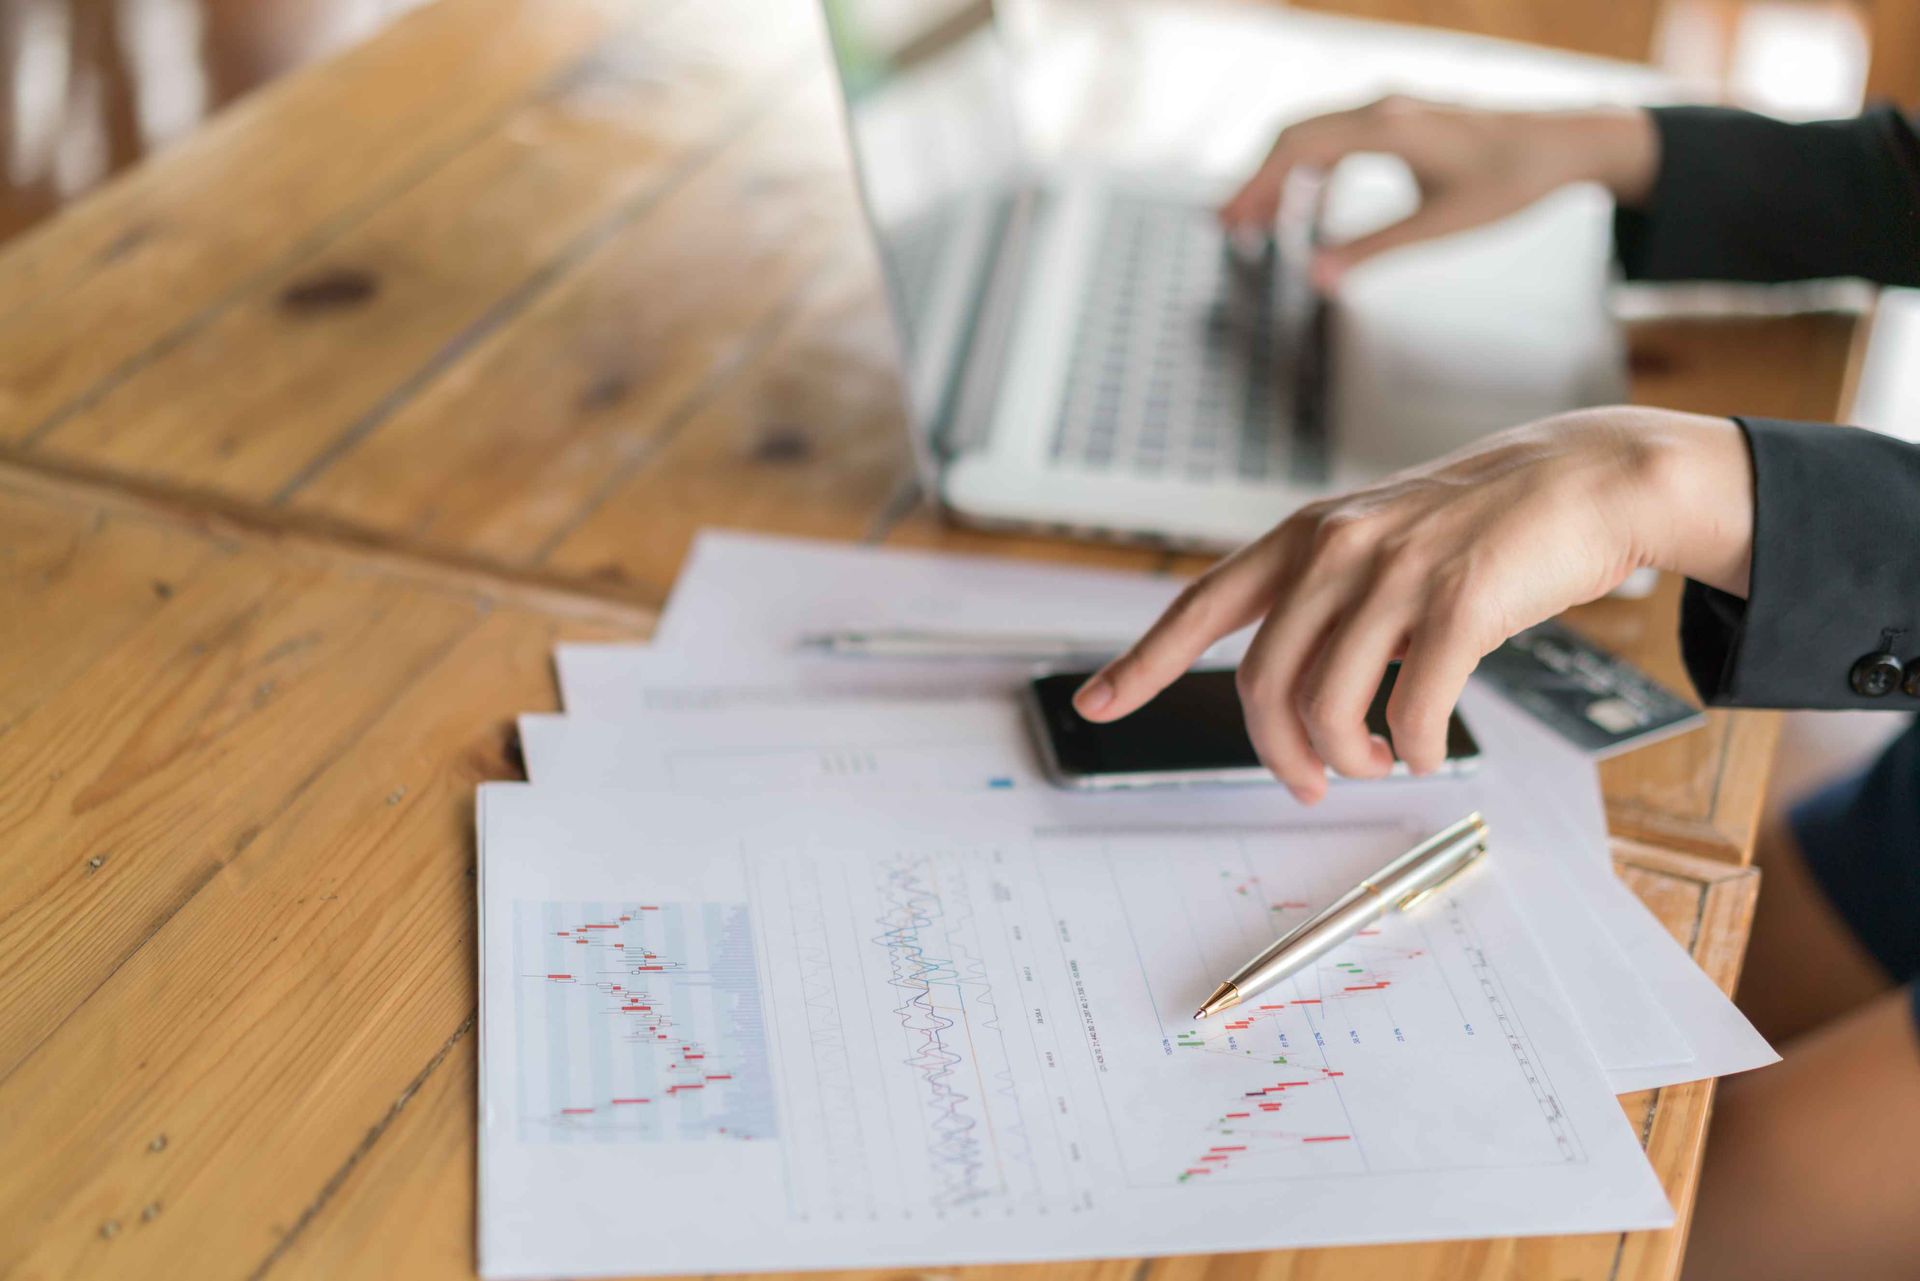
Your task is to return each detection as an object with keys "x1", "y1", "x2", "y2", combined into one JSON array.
[{"x1": 1219, "y1": 97, "x2": 1658, "y2": 291}]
